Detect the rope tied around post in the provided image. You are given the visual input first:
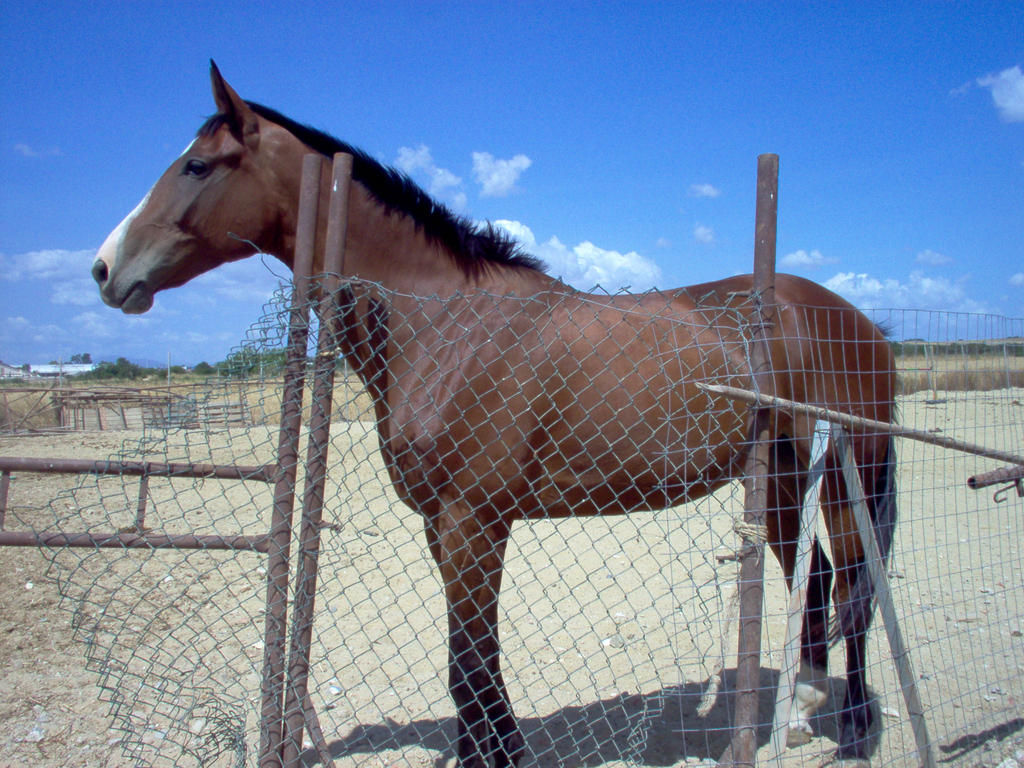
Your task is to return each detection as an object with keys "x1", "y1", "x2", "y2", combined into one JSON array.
[{"x1": 733, "y1": 520, "x2": 770, "y2": 543}]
